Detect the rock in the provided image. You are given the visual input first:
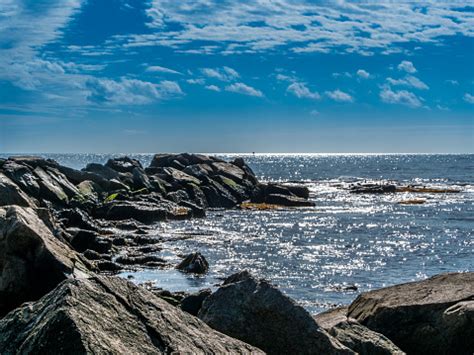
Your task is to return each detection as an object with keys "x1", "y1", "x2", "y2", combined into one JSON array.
[
  {"x1": 183, "y1": 164, "x2": 214, "y2": 181},
  {"x1": 83, "y1": 163, "x2": 120, "y2": 180},
  {"x1": 68, "y1": 228, "x2": 112, "y2": 254},
  {"x1": 0, "y1": 206, "x2": 90, "y2": 316},
  {"x1": 284, "y1": 184, "x2": 310, "y2": 199},
  {"x1": 76, "y1": 180, "x2": 101, "y2": 201},
  {"x1": 96, "y1": 260, "x2": 123, "y2": 272},
  {"x1": 198, "y1": 272, "x2": 354, "y2": 354},
  {"x1": 105, "y1": 156, "x2": 142, "y2": 173},
  {"x1": 132, "y1": 167, "x2": 152, "y2": 190},
  {"x1": 315, "y1": 307, "x2": 404, "y2": 355},
  {"x1": 181, "y1": 288, "x2": 213, "y2": 316},
  {"x1": 350, "y1": 184, "x2": 397, "y2": 194},
  {"x1": 177, "y1": 252, "x2": 209, "y2": 274},
  {"x1": 115, "y1": 255, "x2": 166, "y2": 266},
  {"x1": 33, "y1": 166, "x2": 70, "y2": 204},
  {"x1": 265, "y1": 193, "x2": 315, "y2": 207},
  {"x1": 96, "y1": 201, "x2": 168, "y2": 224},
  {"x1": 0, "y1": 172, "x2": 37, "y2": 207},
  {"x1": 163, "y1": 167, "x2": 201, "y2": 186},
  {"x1": 83, "y1": 249, "x2": 111, "y2": 261},
  {"x1": 1, "y1": 160, "x2": 41, "y2": 196},
  {"x1": 202, "y1": 182, "x2": 238, "y2": 208},
  {"x1": 58, "y1": 208, "x2": 99, "y2": 232},
  {"x1": 347, "y1": 272, "x2": 474, "y2": 355},
  {"x1": 0, "y1": 275, "x2": 262, "y2": 354},
  {"x1": 211, "y1": 161, "x2": 245, "y2": 183}
]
